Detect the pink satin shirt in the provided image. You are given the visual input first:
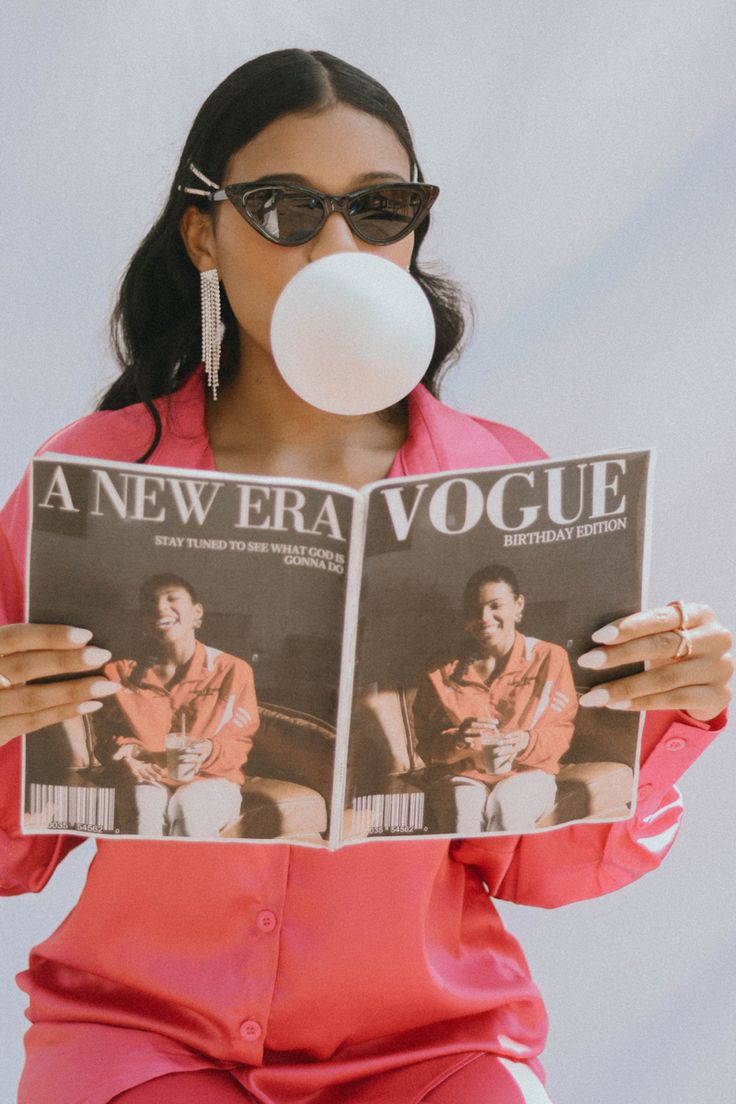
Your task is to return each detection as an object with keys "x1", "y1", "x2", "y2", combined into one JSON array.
[{"x1": 0, "y1": 370, "x2": 724, "y2": 1104}]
